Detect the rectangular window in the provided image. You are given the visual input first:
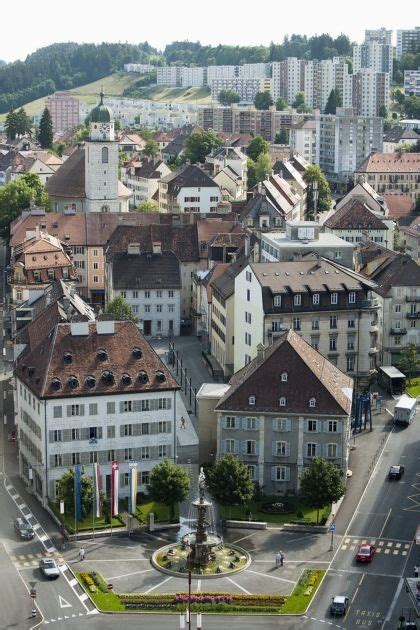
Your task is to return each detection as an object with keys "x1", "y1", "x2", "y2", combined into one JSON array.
[
  {"x1": 145, "y1": 305, "x2": 151, "y2": 313},
  {"x1": 246, "y1": 417, "x2": 257, "y2": 430},
  {"x1": 89, "y1": 403, "x2": 98, "y2": 415},
  {"x1": 54, "y1": 454, "x2": 62, "y2": 467},
  {"x1": 53, "y1": 430, "x2": 62, "y2": 442},
  {"x1": 123, "y1": 401, "x2": 132, "y2": 413},
  {"x1": 156, "y1": 305, "x2": 162, "y2": 312},
  {"x1": 347, "y1": 355, "x2": 355, "y2": 371},
  {"x1": 312, "y1": 293, "x2": 320, "y2": 305},
  {"x1": 347, "y1": 335, "x2": 355, "y2": 350},
  {"x1": 395, "y1": 304, "x2": 401, "y2": 313},
  {"x1": 144, "y1": 290, "x2": 150, "y2": 299},
  {"x1": 275, "y1": 466, "x2": 287, "y2": 481},
  {"x1": 246, "y1": 440, "x2": 256, "y2": 455},
  {"x1": 246, "y1": 271, "x2": 252, "y2": 282},
  {"x1": 348, "y1": 315, "x2": 356, "y2": 328},
  {"x1": 276, "y1": 441, "x2": 287, "y2": 456},
  {"x1": 311, "y1": 317, "x2": 319, "y2": 330},
  {"x1": 124, "y1": 448, "x2": 133, "y2": 461},
  {"x1": 93, "y1": 276, "x2": 99, "y2": 283},
  {"x1": 327, "y1": 443, "x2": 338, "y2": 458},
  {"x1": 348, "y1": 291, "x2": 356, "y2": 303},
  {"x1": 141, "y1": 423, "x2": 150, "y2": 435},
  {"x1": 247, "y1": 465, "x2": 256, "y2": 481},
  {"x1": 156, "y1": 290, "x2": 162, "y2": 298},
  {"x1": 292, "y1": 317, "x2": 301, "y2": 331},
  {"x1": 53, "y1": 406, "x2": 62, "y2": 418},
  {"x1": 70, "y1": 405, "x2": 81, "y2": 416},
  {"x1": 168, "y1": 304, "x2": 174, "y2": 312},
  {"x1": 141, "y1": 446, "x2": 150, "y2": 459},
  {"x1": 132, "y1": 290, "x2": 138, "y2": 298},
  {"x1": 93, "y1": 249, "x2": 98, "y2": 257},
  {"x1": 225, "y1": 439, "x2": 235, "y2": 454},
  {"x1": 245, "y1": 312, "x2": 252, "y2": 324},
  {"x1": 330, "y1": 315, "x2": 337, "y2": 329},
  {"x1": 331, "y1": 292, "x2": 338, "y2": 305},
  {"x1": 93, "y1": 262, "x2": 98, "y2": 270},
  {"x1": 294, "y1": 294, "x2": 301, "y2": 306},
  {"x1": 89, "y1": 451, "x2": 98, "y2": 464},
  {"x1": 123, "y1": 472, "x2": 130, "y2": 487},
  {"x1": 273, "y1": 295, "x2": 282, "y2": 307},
  {"x1": 158, "y1": 445, "x2": 167, "y2": 458},
  {"x1": 72, "y1": 428, "x2": 80, "y2": 441},
  {"x1": 141, "y1": 471, "x2": 149, "y2": 485},
  {"x1": 72, "y1": 453, "x2": 80, "y2": 465},
  {"x1": 306, "y1": 443, "x2": 317, "y2": 457},
  {"x1": 245, "y1": 354, "x2": 251, "y2": 365},
  {"x1": 307, "y1": 420, "x2": 318, "y2": 432},
  {"x1": 247, "y1": 289, "x2": 251, "y2": 302},
  {"x1": 107, "y1": 425, "x2": 115, "y2": 439},
  {"x1": 226, "y1": 416, "x2": 236, "y2": 429},
  {"x1": 107, "y1": 449, "x2": 115, "y2": 462},
  {"x1": 329, "y1": 336, "x2": 337, "y2": 351},
  {"x1": 120, "y1": 291, "x2": 127, "y2": 299},
  {"x1": 328, "y1": 420, "x2": 338, "y2": 432},
  {"x1": 124, "y1": 424, "x2": 133, "y2": 436},
  {"x1": 168, "y1": 290, "x2": 174, "y2": 298},
  {"x1": 245, "y1": 332, "x2": 252, "y2": 346}
]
